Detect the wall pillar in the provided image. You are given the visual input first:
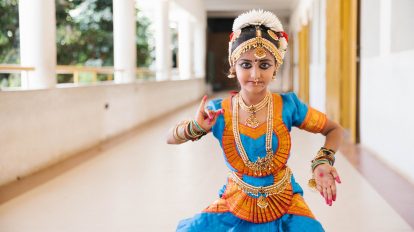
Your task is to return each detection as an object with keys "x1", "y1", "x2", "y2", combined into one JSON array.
[
  {"x1": 113, "y1": 0, "x2": 137, "y2": 83},
  {"x1": 155, "y1": 0, "x2": 171, "y2": 81},
  {"x1": 178, "y1": 18, "x2": 193, "y2": 79},
  {"x1": 19, "y1": 0, "x2": 57, "y2": 89},
  {"x1": 193, "y1": 22, "x2": 206, "y2": 78}
]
